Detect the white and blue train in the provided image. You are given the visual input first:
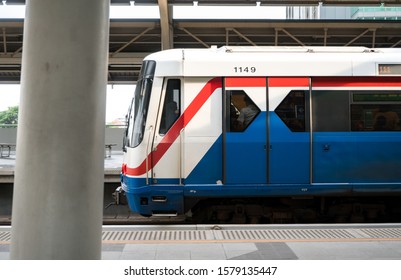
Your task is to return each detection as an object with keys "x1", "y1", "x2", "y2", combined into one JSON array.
[{"x1": 119, "y1": 46, "x2": 401, "y2": 222}]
